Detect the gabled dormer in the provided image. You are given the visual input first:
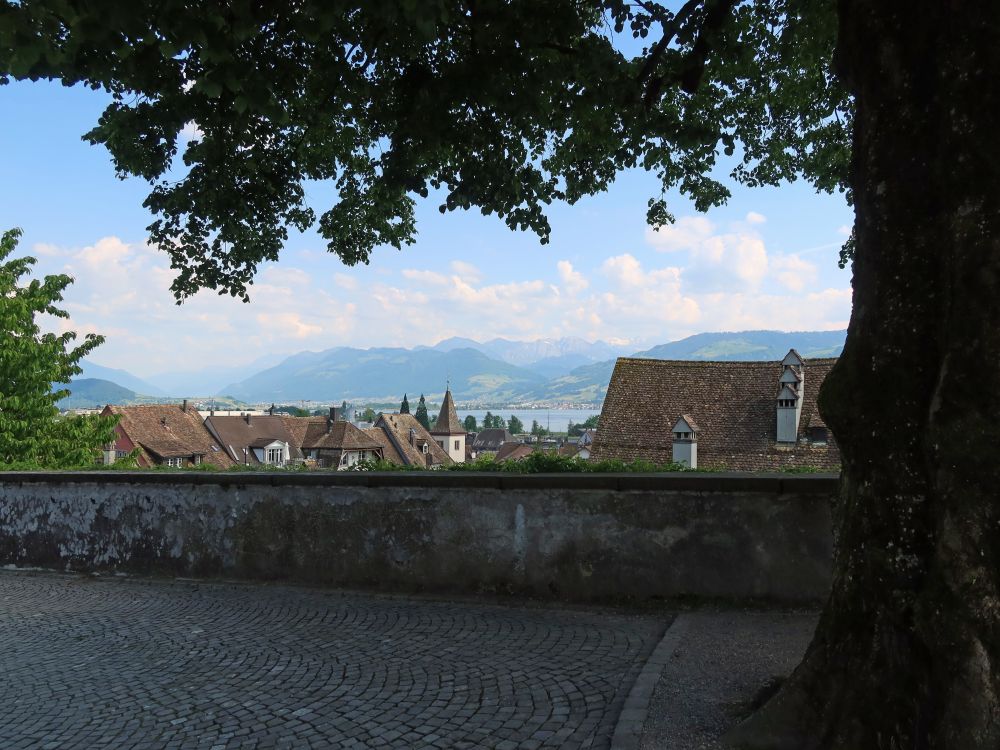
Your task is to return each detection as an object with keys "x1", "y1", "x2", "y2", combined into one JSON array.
[
  {"x1": 779, "y1": 367, "x2": 802, "y2": 389},
  {"x1": 776, "y1": 384, "x2": 799, "y2": 409},
  {"x1": 781, "y1": 349, "x2": 805, "y2": 371},
  {"x1": 671, "y1": 415, "x2": 699, "y2": 468}
]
